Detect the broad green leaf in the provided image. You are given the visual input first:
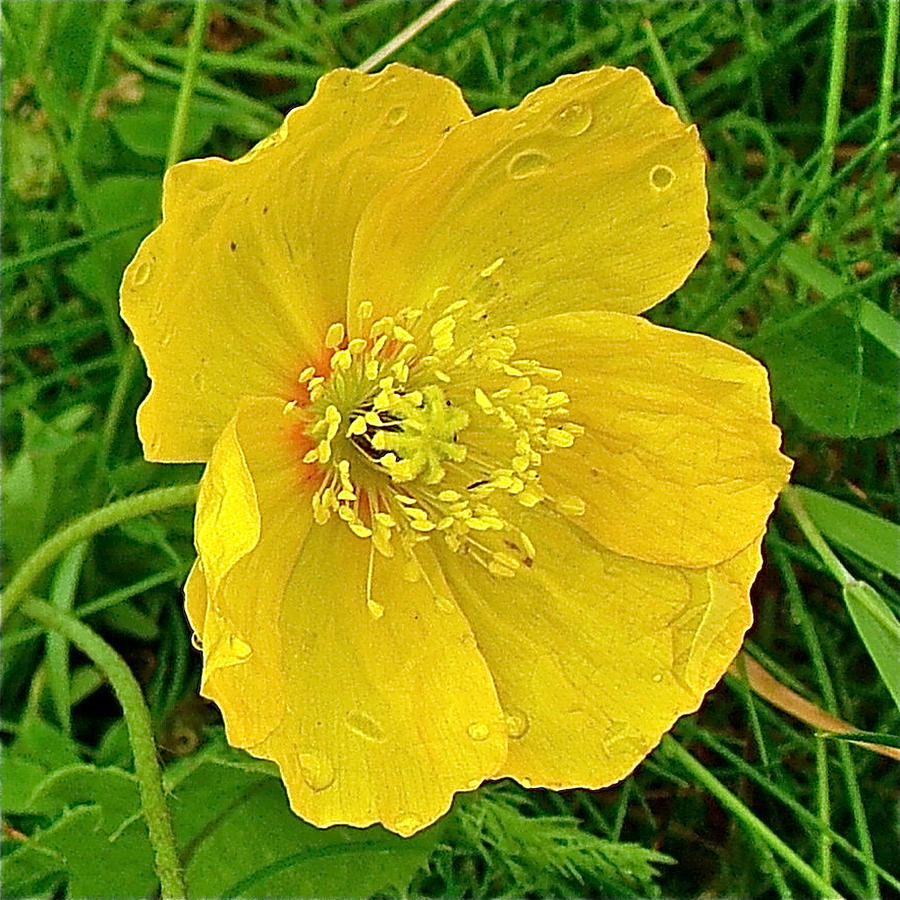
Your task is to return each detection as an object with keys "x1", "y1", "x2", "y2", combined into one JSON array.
[
  {"x1": 175, "y1": 758, "x2": 445, "y2": 899},
  {"x1": 735, "y1": 209, "x2": 900, "y2": 437},
  {"x1": 22, "y1": 766, "x2": 156, "y2": 900},
  {"x1": 8, "y1": 718, "x2": 82, "y2": 773},
  {"x1": 756, "y1": 305, "x2": 900, "y2": 437},
  {"x1": 2, "y1": 406, "x2": 97, "y2": 572},
  {"x1": 110, "y1": 83, "x2": 231, "y2": 159},
  {"x1": 796, "y1": 487, "x2": 900, "y2": 578},
  {"x1": 0, "y1": 756, "x2": 50, "y2": 812},
  {"x1": 859, "y1": 299, "x2": 900, "y2": 356},
  {"x1": 4, "y1": 743, "x2": 444, "y2": 899},
  {"x1": 65, "y1": 176, "x2": 161, "y2": 315},
  {"x1": 843, "y1": 580, "x2": 900, "y2": 713}
]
